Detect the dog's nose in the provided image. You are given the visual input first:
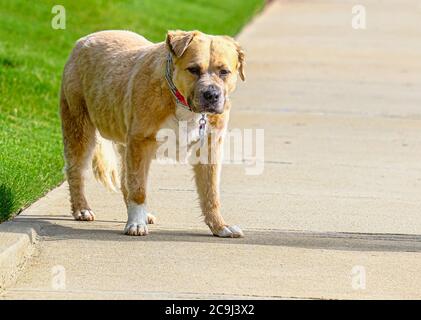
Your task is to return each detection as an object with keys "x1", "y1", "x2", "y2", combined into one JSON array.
[{"x1": 202, "y1": 86, "x2": 220, "y2": 104}]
